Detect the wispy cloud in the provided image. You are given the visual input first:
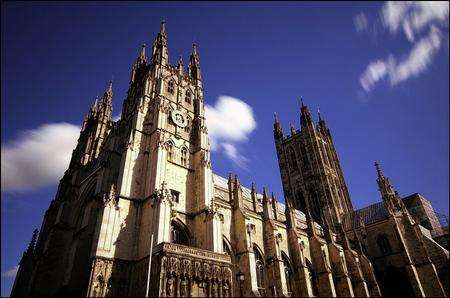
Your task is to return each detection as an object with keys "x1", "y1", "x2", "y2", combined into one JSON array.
[
  {"x1": 1, "y1": 123, "x2": 79, "y2": 192},
  {"x1": 205, "y1": 96, "x2": 257, "y2": 168},
  {"x1": 2, "y1": 266, "x2": 19, "y2": 278},
  {"x1": 221, "y1": 142, "x2": 250, "y2": 170},
  {"x1": 354, "y1": 12, "x2": 368, "y2": 32},
  {"x1": 356, "y1": 1, "x2": 448, "y2": 93},
  {"x1": 360, "y1": 26, "x2": 442, "y2": 91},
  {"x1": 381, "y1": 1, "x2": 449, "y2": 42}
]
